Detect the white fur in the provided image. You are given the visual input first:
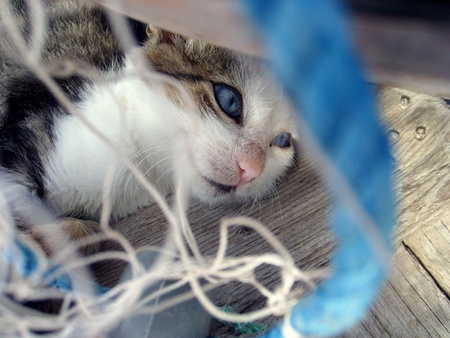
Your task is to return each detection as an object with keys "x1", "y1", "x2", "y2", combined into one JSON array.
[{"x1": 44, "y1": 49, "x2": 299, "y2": 220}]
